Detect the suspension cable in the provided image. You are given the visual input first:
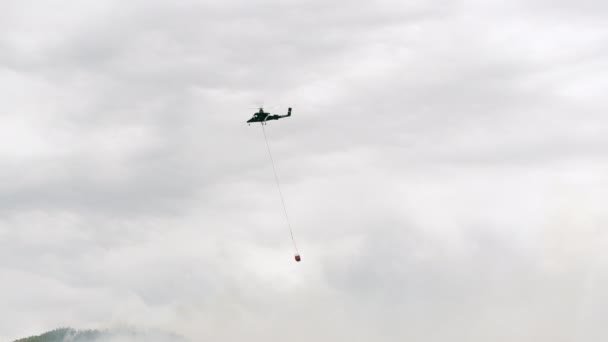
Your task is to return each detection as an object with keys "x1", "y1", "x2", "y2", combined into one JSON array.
[{"x1": 261, "y1": 123, "x2": 299, "y2": 255}]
